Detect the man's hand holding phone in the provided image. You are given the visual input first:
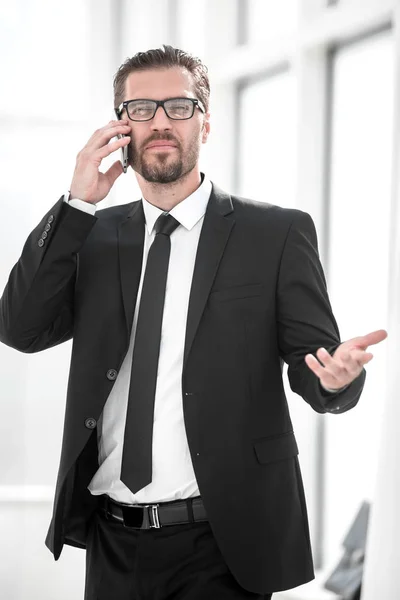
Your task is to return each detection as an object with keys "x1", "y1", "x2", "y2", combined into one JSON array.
[{"x1": 69, "y1": 120, "x2": 131, "y2": 205}]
